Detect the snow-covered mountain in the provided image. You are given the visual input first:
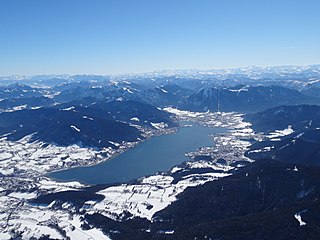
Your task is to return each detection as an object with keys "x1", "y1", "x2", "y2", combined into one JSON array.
[
  {"x1": 0, "y1": 107, "x2": 142, "y2": 149},
  {"x1": 1, "y1": 64, "x2": 320, "y2": 89},
  {"x1": 1, "y1": 65, "x2": 320, "y2": 239},
  {"x1": 245, "y1": 105, "x2": 320, "y2": 166},
  {"x1": 185, "y1": 85, "x2": 320, "y2": 112}
]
